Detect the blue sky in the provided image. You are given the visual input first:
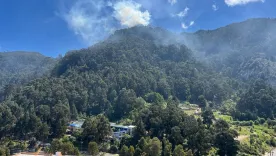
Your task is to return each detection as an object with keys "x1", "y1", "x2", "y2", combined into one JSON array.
[{"x1": 0, "y1": 0, "x2": 275, "y2": 57}]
